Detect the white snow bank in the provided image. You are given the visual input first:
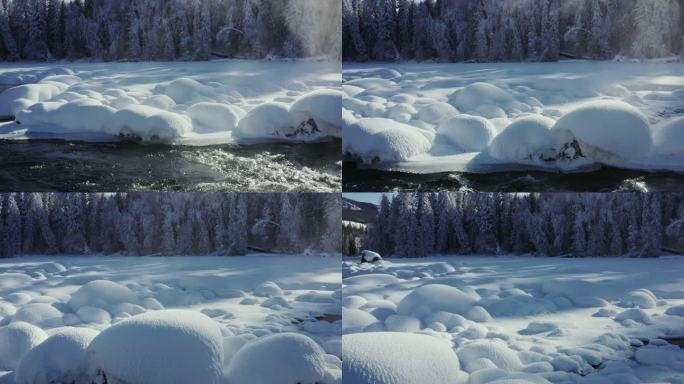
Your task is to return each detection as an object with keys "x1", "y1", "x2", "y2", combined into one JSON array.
[
  {"x1": 489, "y1": 115, "x2": 556, "y2": 161},
  {"x1": 233, "y1": 102, "x2": 296, "y2": 140},
  {"x1": 397, "y1": 284, "x2": 478, "y2": 318},
  {"x1": 0, "y1": 322, "x2": 47, "y2": 370},
  {"x1": 343, "y1": 118, "x2": 432, "y2": 163},
  {"x1": 342, "y1": 332, "x2": 463, "y2": 384},
  {"x1": 87, "y1": 310, "x2": 224, "y2": 384},
  {"x1": 653, "y1": 116, "x2": 684, "y2": 156},
  {"x1": 187, "y1": 103, "x2": 244, "y2": 133},
  {"x1": 552, "y1": 100, "x2": 652, "y2": 159},
  {"x1": 225, "y1": 332, "x2": 338, "y2": 384},
  {"x1": 437, "y1": 115, "x2": 497, "y2": 152},
  {"x1": 15, "y1": 327, "x2": 98, "y2": 384},
  {"x1": 11, "y1": 303, "x2": 63, "y2": 328},
  {"x1": 68, "y1": 280, "x2": 136, "y2": 311},
  {"x1": 0, "y1": 84, "x2": 63, "y2": 116},
  {"x1": 289, "y1": 90, "x2": 342, "y2": 137},
  {"x1": 449, "y1": 82, "x2": 520, "y2": 113}
]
